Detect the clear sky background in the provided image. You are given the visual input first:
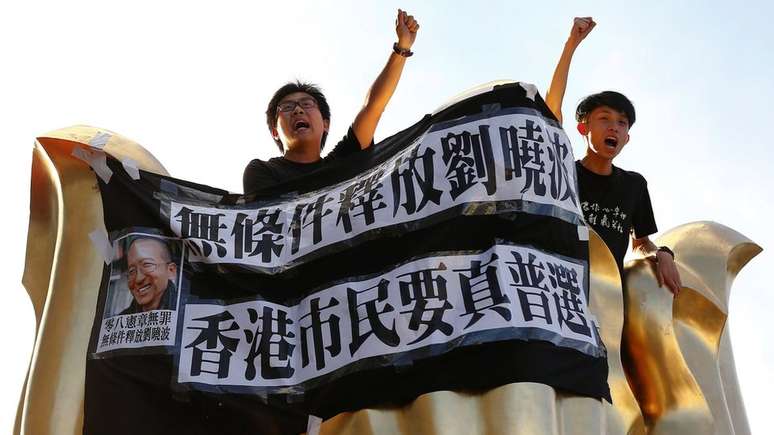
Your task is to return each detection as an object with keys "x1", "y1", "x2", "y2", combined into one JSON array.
[{"x1": 2, "y1": 0, "x2": 772, "y2": 432}]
